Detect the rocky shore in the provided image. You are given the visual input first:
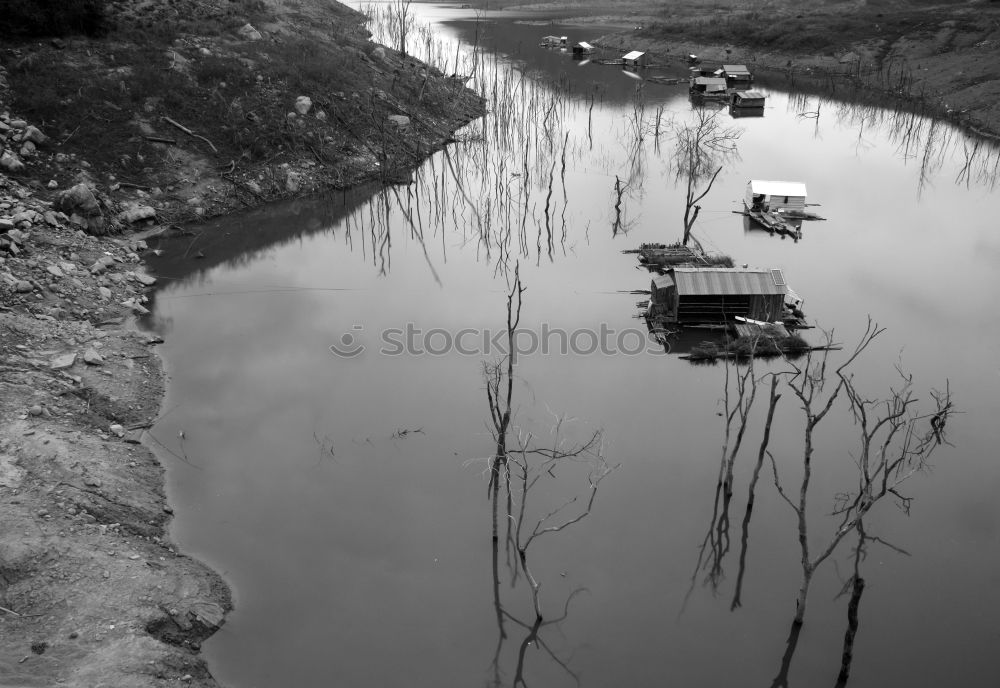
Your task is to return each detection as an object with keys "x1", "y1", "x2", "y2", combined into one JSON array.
[{"x1": 0, "y1": 1, "x2": 484, "y2": 685}]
